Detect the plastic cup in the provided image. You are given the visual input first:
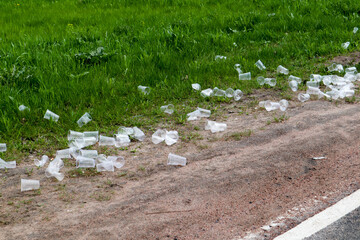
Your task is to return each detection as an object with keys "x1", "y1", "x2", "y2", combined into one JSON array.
[
  {"x1": 0, "y1": 143, "x2": 6, "y2": 152},
  {"x1": 168, "y1": 153, "x2": 187, "y2": 166},
  {"x1": 77, "y1": 112, "x2": 92, "y2": 127},
  {"x1": 76, "y1": 156, "x2": 95, "y2": 168},
  {"x1": 21, "y1": 179, "x2": 40, "y2": 192},
  {"x1": 44, "y1": 109, "x2": 59, "y2": 122},
  {"x1": 239, "y1": 72, "x2": 251, "y2": 80}
]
